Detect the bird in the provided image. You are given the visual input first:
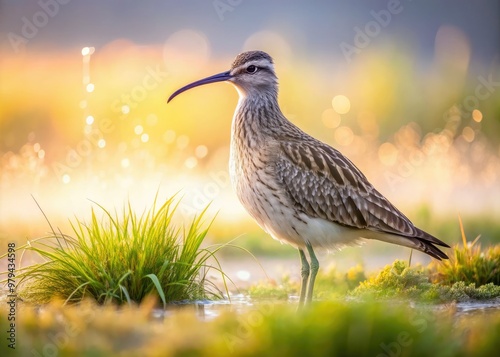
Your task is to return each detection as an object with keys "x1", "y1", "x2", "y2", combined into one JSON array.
[{"x1": 168, "y1": 50, "x2": 449, "y2": 306}]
